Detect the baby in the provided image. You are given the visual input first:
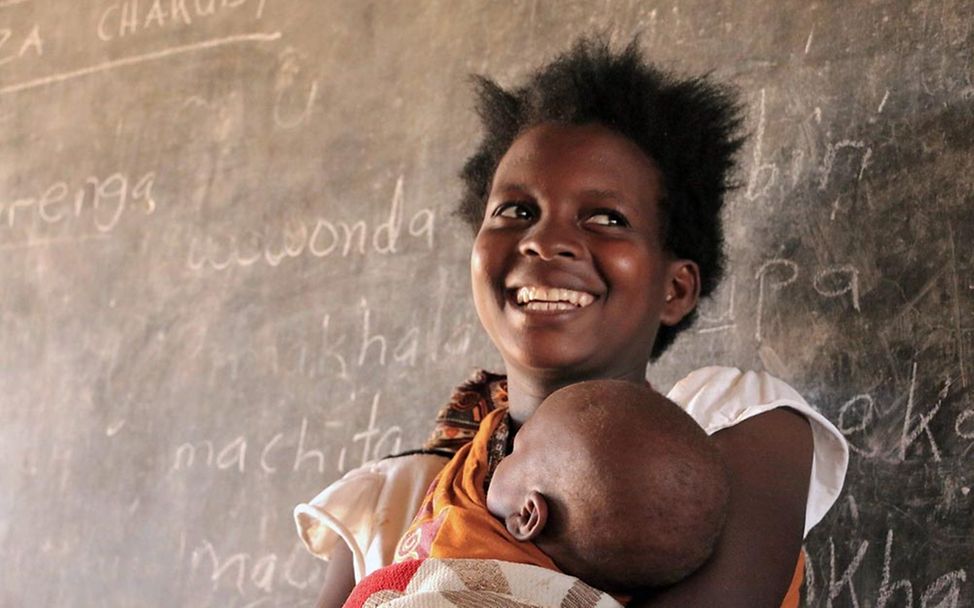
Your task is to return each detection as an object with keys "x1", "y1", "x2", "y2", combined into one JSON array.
[
  {"x1": 345, "y1": 380, "x2": 729, "y2": 606},
  {"x1": 486, "y1": 379, "x2": 730, "y2": 594}
]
